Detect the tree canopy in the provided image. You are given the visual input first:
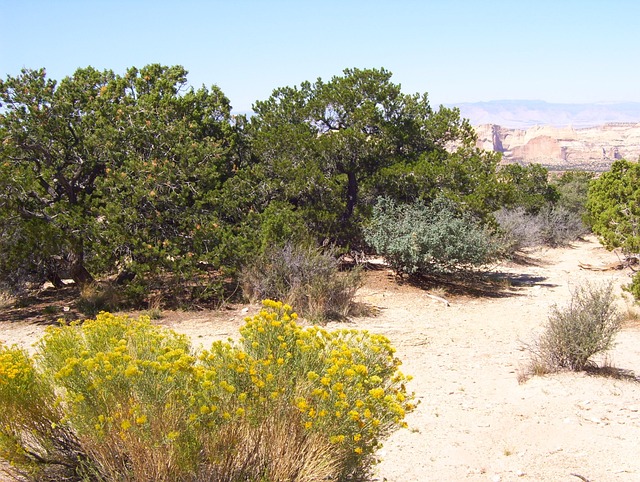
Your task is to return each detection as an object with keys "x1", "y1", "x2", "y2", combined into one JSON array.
[
  {"x1": 235, "y1": 67, "x2": 502, "y2": 247},
  {"x1": 0, "y1": 65, "x2": 237, "y2": 296},
  {"x1": 1, "y1": 64, "x2": 510, "y2": 303},
  {"x1": 587, "y1": 159, "x2": 640, "y2": 254}
]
